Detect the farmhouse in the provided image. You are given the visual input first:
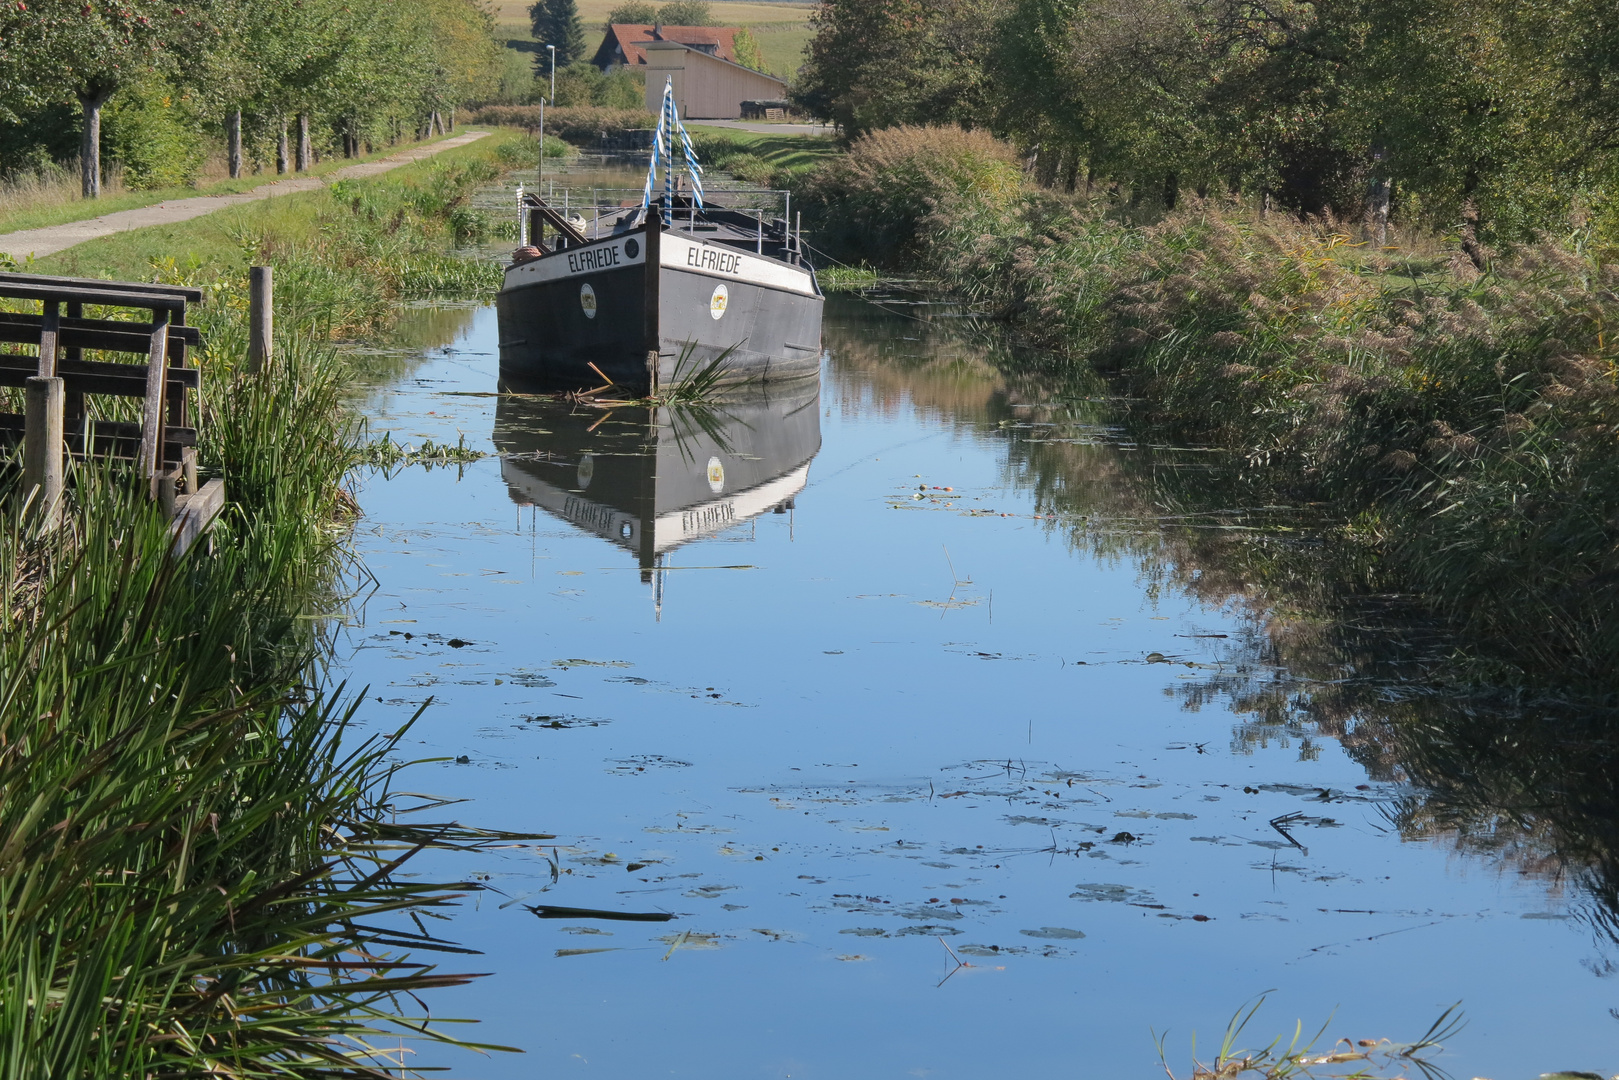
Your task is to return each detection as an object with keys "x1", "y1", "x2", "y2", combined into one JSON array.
[{"x1": 592, "y1": 24, "x2": 788, "y2": 121}]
